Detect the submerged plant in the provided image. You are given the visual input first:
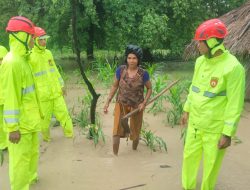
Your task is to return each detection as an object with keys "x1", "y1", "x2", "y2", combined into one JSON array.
[
  {"x1": 140, "y1": 128, "x2": 167, "y2": 152},
  {"x1": 73, "y1": 92, "x2": 105, "y2": 146},
  {"x1": 148, "y1": 74, "x2": 168, "y2": 115},
  {"x1": 85, "y1": 124, "x2": 105, "y2": 147},
  {"x1": 166, "y1": 80, "x2": 191, "y2": 127},
  {"x1": 74, "y1": 92, "x2": 92, "y2": 128}
]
